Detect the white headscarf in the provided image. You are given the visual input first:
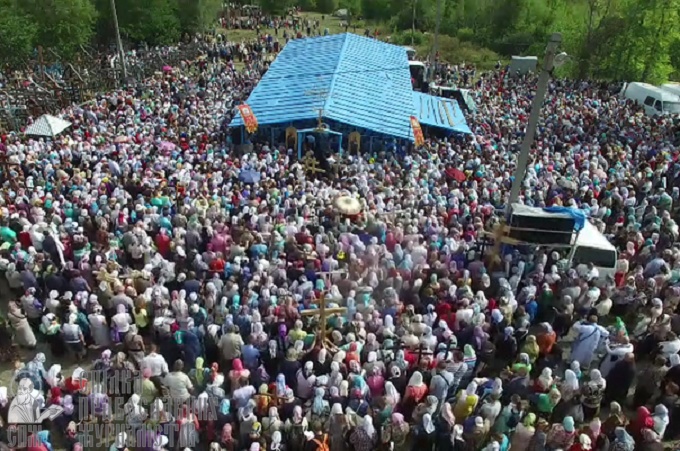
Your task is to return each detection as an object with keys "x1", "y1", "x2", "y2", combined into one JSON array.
[
  {"x1": 563, "y1": 369, "x2": 579, "y2": 390},
  {"x1": 408, "y1": 371, "x2": 423, "y2": 387},
  {"x1": 670, "y1": 354, "x2": 680, "y2": 367},
  {"x1": 47, "y1": 365, "x2": 62, "y2": 387},
  {"x1": 385, "y1": 381, "x2": 400, "y2": 402},
  {"x1": 538, "y1": 368, "x2": 553, "y2": 387},
  {"x1": 423, "y1": 413, "x2": 435, "y2": 434},
  {"x1": 653, "y1": 404, "x2": 669, "y2": 437},
  {"x1": 589, "y1": 369, "x2": 606, "y2": 388},
  {"x1": 0, "y1": 387, "x2": 7, "y2": 407},
  {"x1": 271, "y1": 431, "x2": 282, "y2": 450},
  {"x1": 361, "y1": 415, "x2": 376, "y2": 438},
  {"x1": 465, "y1": 381, "x2": 478, "y2": 396}
]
